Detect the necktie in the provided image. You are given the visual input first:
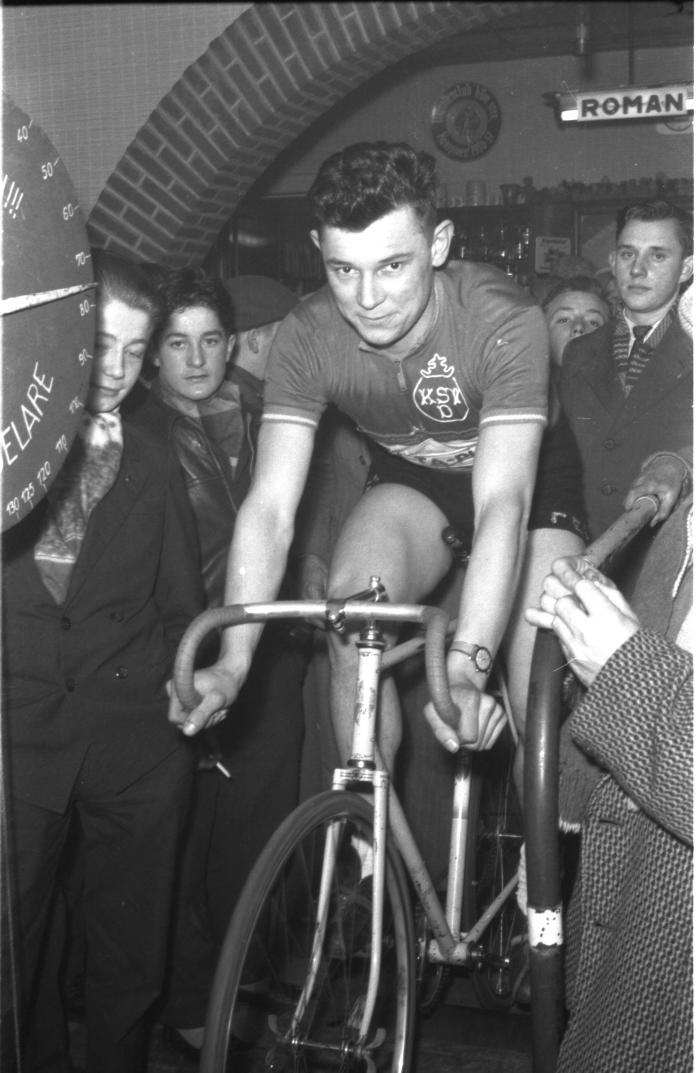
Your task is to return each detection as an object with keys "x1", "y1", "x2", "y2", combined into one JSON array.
[{"x1": 625, "y1": 324, "x2": 653, "y2": 390}]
